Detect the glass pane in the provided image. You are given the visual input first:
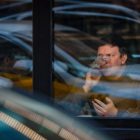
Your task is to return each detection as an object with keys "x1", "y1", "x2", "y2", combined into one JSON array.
[
  {"x1": 0, "y1": 1, "x2": 32, "y2": 91},
  {"x1": 54, "y1": 0, "x2": 140, "y2": 118}
]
